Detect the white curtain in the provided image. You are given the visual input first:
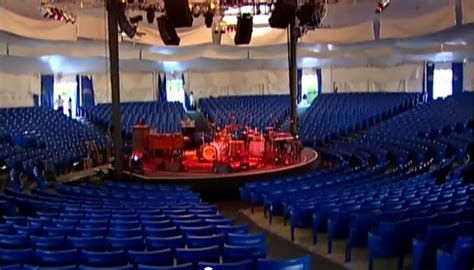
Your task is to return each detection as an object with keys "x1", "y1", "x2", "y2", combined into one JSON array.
[
  {"x1": 465, "y1": 62, "x2": 474, "y2": 91},
  {"x1": 92, "y1": 72, "x2": 155, "y2": 103},
  {"x1": 189, "y1": 69, "x2": 288, "y2": 101},
  {"x1": 0, "y1": 73, "x2": 40, "y2": 107},
  {"x1": 321, "y1": 64, "x2": 423, "y2": 93},
  {"x1": 120, "y1": 73, "x2": 154, "y2": 102},
  {"x1": 92, "y1": 73, "x2": 111, "y2": 104}
]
